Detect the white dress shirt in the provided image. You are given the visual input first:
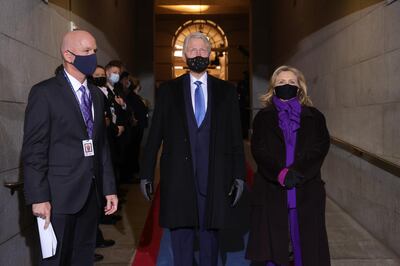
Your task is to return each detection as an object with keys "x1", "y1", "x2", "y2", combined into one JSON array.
[{"x1": 64, "y1": 69, "x2": 94, "y2": 119}]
